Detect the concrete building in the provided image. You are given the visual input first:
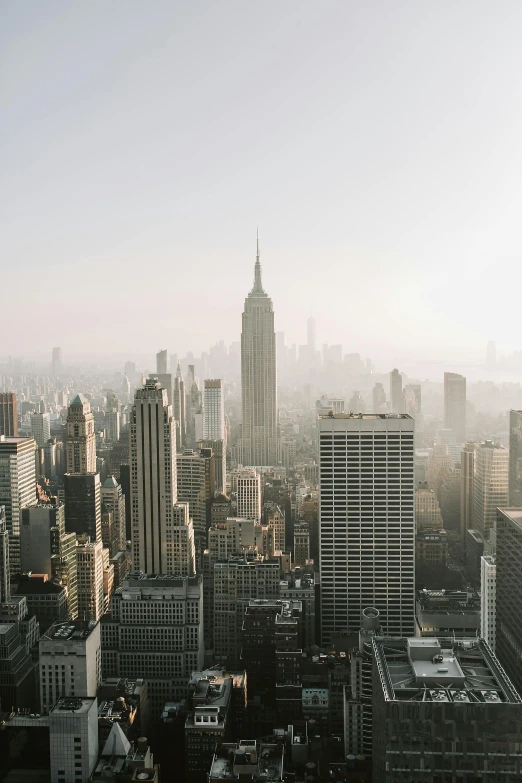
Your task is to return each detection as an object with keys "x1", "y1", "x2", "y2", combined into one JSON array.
[
  {"x1": 481, "y1": 555, "x2": 496, "y2": 651},
  {"x1": 0, "y1": 392, "x2": 18, "y2": 437},
  {"x1": 20, "y1": 502, "x2": 78, "y2": 618},
  {"x1": 403, "y1": 383, "x2": 421, "y2": 416},
  {"x1": 293, "y1": 522, "x2": 310, "y2": 567},
  {"x1": 372, "y1": 636, "x2": 522, "y2": 781},
  {"x1": 236, "y1": 469, "x2": 261, "y2": 522},
  {"x1": 239, "y1": 235, "x2": 278, "y2": 467},
  {"x1": 472, "y1": 440, "x2": 509, "y2": 541},
  {"x1": 130, "y1": 378, "x2": 194, "y2": 575},
  {"x1": 264, "y1": 501, "x2": 285, "y2": 552},
  {"x1": 39, "y1": 619, "x2": 101, "y2": 713},
  {"x1": 176, "y1": 447, "x2": 215, "y2": 546},
  {"x1": 389, "y1": 368, "x2": 403, "y2": 413},
  {"x1": 0, "y1": 621, "x2": 37, "y2": 711},
  {"x1": 100, "y1": 476, "x2": 127, "y2": 552},
  {"x1": 203, "y1": 379, "x2": 226, "y2": 440},
  {"x1": 279, "y1": 568, "x2": 316, "y2": 648},
  {"x1": 76, "y1": 536, "x2": 106, "y2": 621},
  {"x1": 460, "y1": 441, "x2": 476, "y2": 547},
  {"x1": 416, "y1": 529, "x2": 448, "y2": 566},
  {"x1": 31, "y1": 411, "x2": 51, "y2": 448},
  {"x1": 49, "y1": 696, "x2": 99, "y2": 783},
  {"x1": 0, "y1": 435, "x2": 37, "y2": 573},
  {"x1": 319, "y1": 413, "x2": 415, "y2": 643},
  {"x1": 15, "y1": 576, "x2": 69, "y2": 629},
  {"x1": 156, "y1": 349, "x2": 168, "y2": 375},
  {"x1": 0, "y1": 506, "x2": 9, "y2": 605},
  {"x1": 444, "y1": 371, "x2": 466, "y2": 443},
  {"x1": 174, "y1": 362, "x2": 186, "y2": 451},
  {"x1": 213, "y1": 557, "x2": 280, "y2": 668},
  {"x1": 415, "y1": 486, "x2": 443, "y2": 532},
  {"x1": 495, "y1": 508, "x2": 522, "y2": 696},
  {"x1": 64, "y1": 472, "x2": 102, "y2": 542},
  {"x1": 509, "y1": 409, "x2": 522, "y2": 506},
  {"x1": 105, "y1": 391, "x2": 120, "y2": 443},
  {"x1": 415, "y1": 589, "x2": 480, "y2": 638},
  {"x1": 66, "y1": 394, "x2": 97, "y2": 473},
  {"x1": 372, "y1": 383, "x2": 386, "y2": 414},
  {"x1": 101, "y1": 574, "x2": 204, "y2": 717}
]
